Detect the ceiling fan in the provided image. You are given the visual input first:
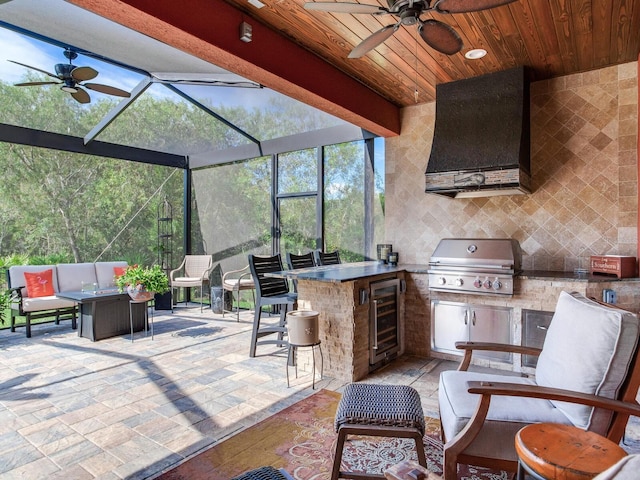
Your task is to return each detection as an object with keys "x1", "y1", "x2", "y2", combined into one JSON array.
[
  {"x1": 304, "y1": 0, "x2": 517, "y2": 58},
  {"x1": 8, "y1": 49, "x2": 131, "y2": 104}
]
